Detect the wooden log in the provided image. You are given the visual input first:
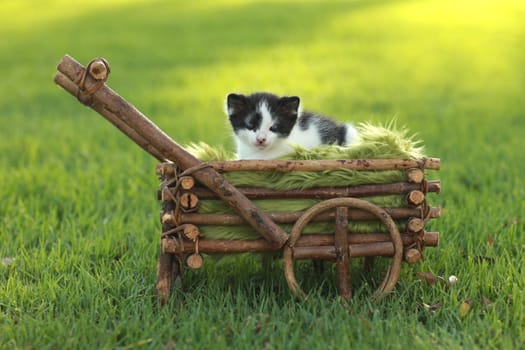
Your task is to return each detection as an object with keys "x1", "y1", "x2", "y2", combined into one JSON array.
[
  {"x1": 167, "y1": 241, "x2": 405, "y2": 261},
  {"x1": 335, "y1": 207, "x2": 351, "y2": 299},
  {"x1": 161, "y1": 232, "x2": 439, "y2": 255},
  {"x1": 292, "y1": 246, "x2": 336, "y2": 260},
  {"x1": 185, "y1": 180, "x2": 441, "y2": 200},
  {"x1": 297, "y1": 232, "x2": 439, "y2": 247},
  {"x1": 294, "y1": 242, "x2": 399, "y2": 260},
  {"x1": 205, "y1": 158, "x2": 440, "y2": 172},
  {"x1": 293, "y1": 242, "x2": 426, "y2": 260},
  {"x1": 350, "y1": 242, "x2": 398, "y2": 259},
  {"x1": 180, "y1": 206, "x2": 441, "y2": 226},
  {"x1": 55, "y1": 55, "x2": 288, "y2": 247}
]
